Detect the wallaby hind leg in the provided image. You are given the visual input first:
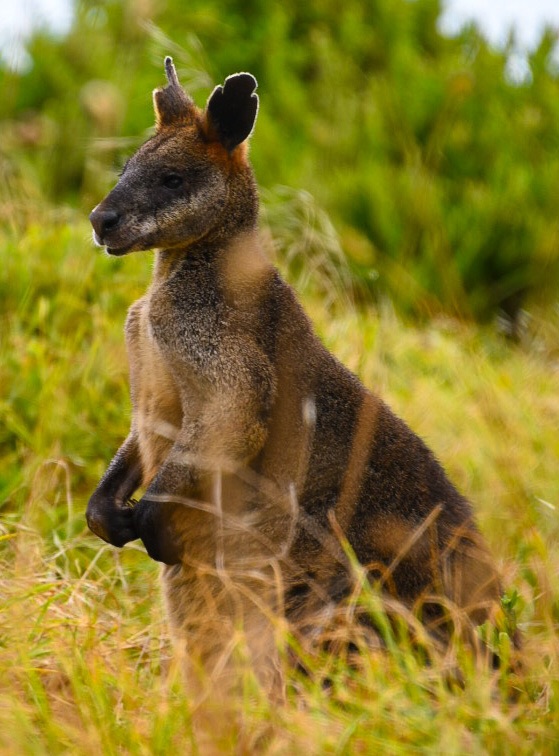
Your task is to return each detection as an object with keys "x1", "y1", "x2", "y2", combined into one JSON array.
[{"x1": 162, "y1": 560, "x2": 284, "y2": 703}]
